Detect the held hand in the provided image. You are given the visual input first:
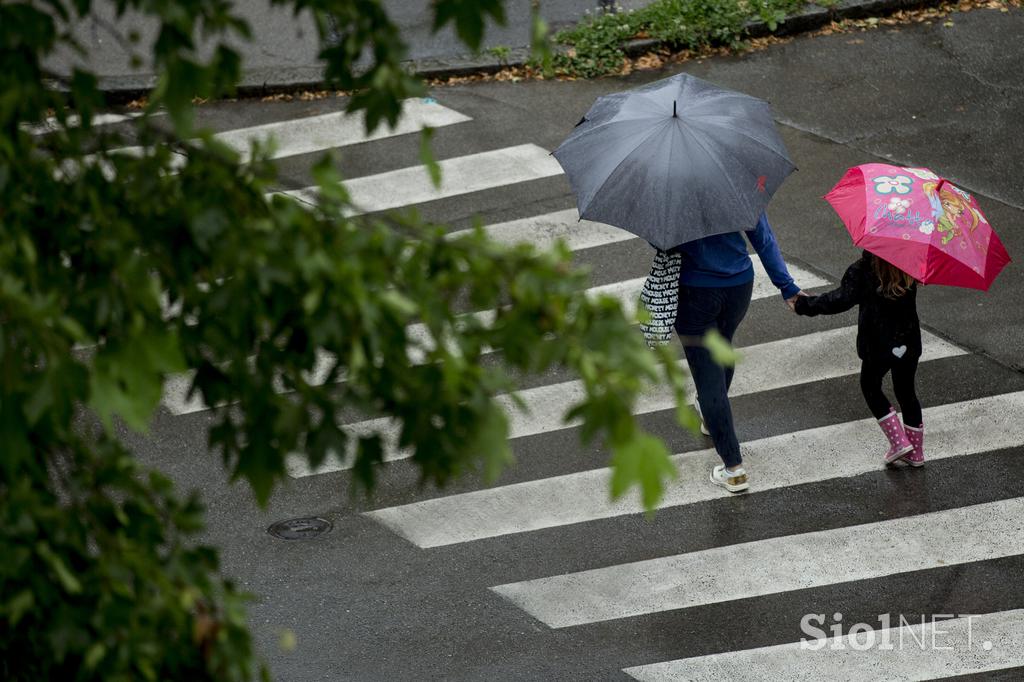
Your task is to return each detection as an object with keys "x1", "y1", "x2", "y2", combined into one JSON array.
[{"x1": 785, "y1": 290, "x2": 808, "y2": 312}]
